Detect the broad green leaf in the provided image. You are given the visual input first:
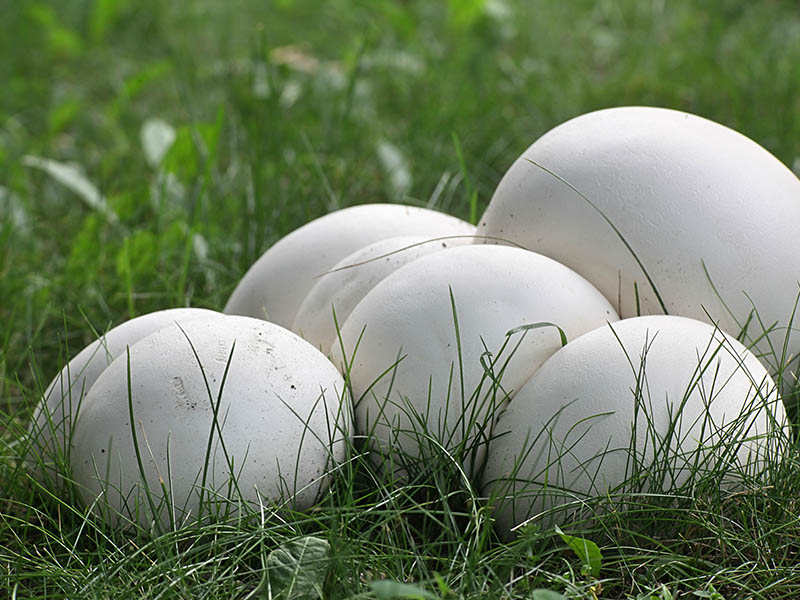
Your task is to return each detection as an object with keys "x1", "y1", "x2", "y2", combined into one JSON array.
[
  {"x1": 371, "y1": 580, "x2": 437, "y2": 600},
  {"x1": 163, "y1": 106, "x2": 225, "y2": 181},
  {"x1": 448, "y1": 0, "x2": 487, "y2": 28},
  {"x1": 692, "y1": 585, "x2": 725, "y2": 600},
  {"x1": 89, "y1": 0, "x2": 127, "y2": 44},
  {"x1": 266, "y1": 536, "x2": 331, "y2": 600},
  {"x1": 532, "y1": 591, "x2": 567, "y2": 600},
  {"x1": 27, "y1": 4, "x2": 84, "y2": 57},
  {"x1": 110, "y1": 60, "x2": 174, "y2": 116},
  {"x1": 48, "y1": 98, "x2": 81, "y2": 134},
  {"x1": 638, "y1": 585, "x2": 675, "y2": 600},
  {"x1": 555, "y1": 525, "x2": 602, "y2": 578},
  {"x1": 123, "y1": 61, "x2": 174, "y2": 100},
  {"x1": 373, "y1": 1, "x2": 418, "y2": 38}
]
